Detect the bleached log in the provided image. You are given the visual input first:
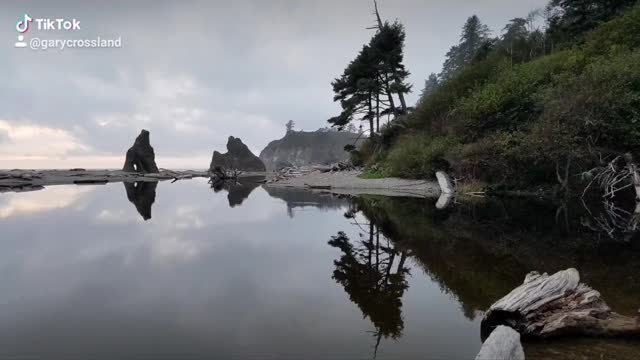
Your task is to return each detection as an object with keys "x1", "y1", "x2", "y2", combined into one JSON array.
[
  {"x1": 475, "y1": 326, "x2": 525, "y2": 360},
  {"x1": 482, "y1": 268, "x2": 640, "y2": 338},
  {"x1": 435, "y1": 171, "x2": 454, "y2": 194},
  {"x1": 435, "y1": 193, "x2": 453, "y2": 209}
]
